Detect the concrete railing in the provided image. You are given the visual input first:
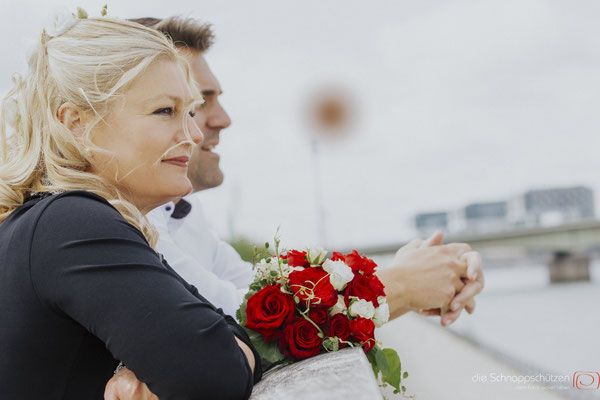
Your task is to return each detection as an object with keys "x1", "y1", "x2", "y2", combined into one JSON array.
[{"x1": 250, "y1": 348, "x2": 382, "y2": 400}]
